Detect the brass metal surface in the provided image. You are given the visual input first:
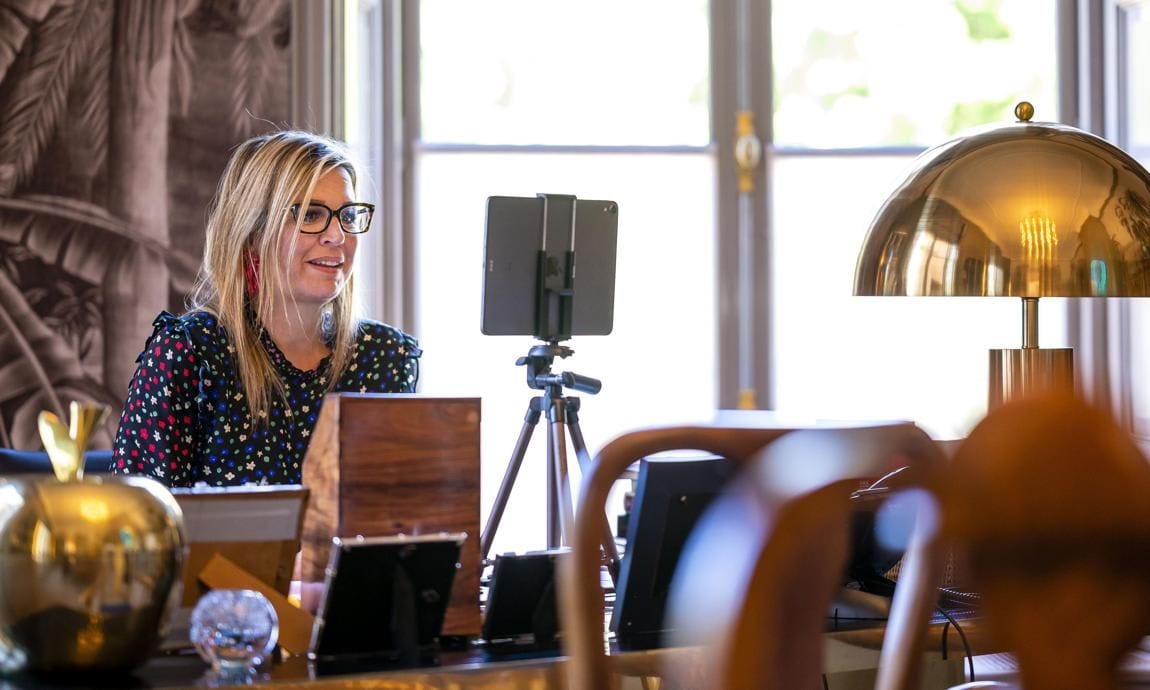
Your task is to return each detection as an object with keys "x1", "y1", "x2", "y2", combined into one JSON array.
[
  {"x1": 1015, "y1": 100, "x2": 1034, "y2": 122},
  {"x1": 988, "y1": 348, "x2": 1075, "y2": 409},
  {"x1": 38, "y1": 402, "x2": 109, "y2": 483},
  {"x1": 855, "y1": 109, "x2": 1150, "y2": 298},
  {"x1": 0, "y1": 475, "x2": 185, "y2": 673}
]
